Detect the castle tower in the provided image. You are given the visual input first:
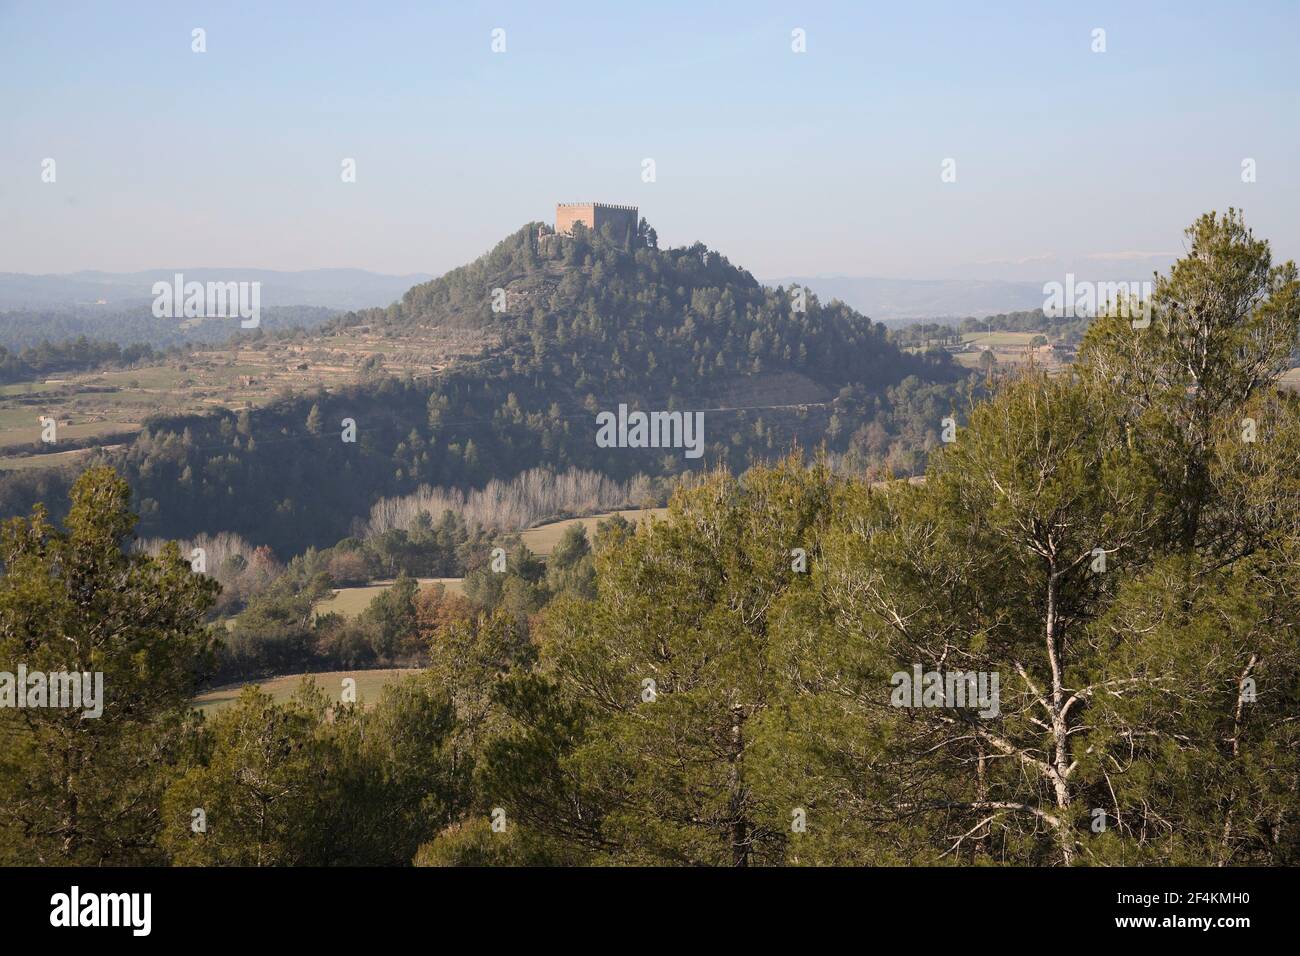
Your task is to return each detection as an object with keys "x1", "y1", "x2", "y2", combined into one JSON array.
[{"x1": 555, "y1": 202, "x2": 639, "y2": 248}]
